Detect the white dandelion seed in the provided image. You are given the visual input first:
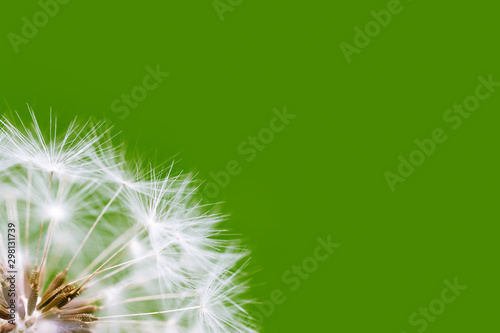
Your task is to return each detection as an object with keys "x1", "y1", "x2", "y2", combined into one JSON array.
[{"x1": 0, "y1": 110, "x2": 257, "y2": 333}]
